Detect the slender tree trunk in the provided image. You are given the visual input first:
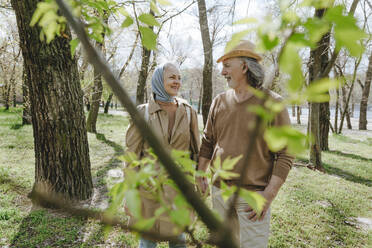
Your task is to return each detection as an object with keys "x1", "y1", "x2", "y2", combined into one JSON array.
[
  {"x1": 359, "y1": 53, "x2": 372, "y2": 130},
  {"x1": 197, "y1": 0, "x2": 213, "y2": 126},
  {"x1": 12, "y1": 84, "x2": 17, "y2": 107},
  {"x1": 104, "y1": 92, "x2": 113, "y2": 114},
  {"x1": 11, "y1": 0, "x2": 93, "y2": 201},
  {"x1": 292, "y1": 105, "x2": 296, "y2": 117},
  {"x1": 340, "y1": 85, "x2": 353, "y2": 131},
  {"x1": 296, "y1": 105, "x2": 301, "y2": 124},
  {"x1": 334, "y1": 87, "x2": 339, "y2": 132},
  {"x1": 198, "y1": 85, "x2": 202, "y2": 114},
  {"x1": 136, "y1": 46, "x2": 151, "y2": 105},
  {"x1": 86, "y1": 13, "x2": 107, "y2": 133}
]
